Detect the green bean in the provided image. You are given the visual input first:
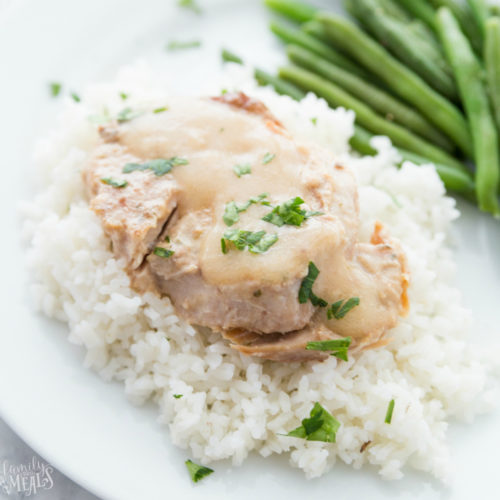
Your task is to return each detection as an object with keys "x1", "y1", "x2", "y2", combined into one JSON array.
[
  {"x1": 254, "y1": 68, "x2": 306, "y2": 101},
  {"x1": 393, "y1": 0, "x2": 439, "y2": 31},
  {"x1": 429, "y1": 0, "x2": 483, "y2": 53},
  {"x1": 468, "y1": 0, "x2": 489, "y2": 38},
  {"x1": 397, "y1": 149, "x2": 475, "y2": 196},
  {"x1": 374, "y1": 0, "x2": 411, "y2": 21},
  {"x1": 318, "y1": 13, "x2": 473, "y2": 158},
  {"x1": 485, "y1": 18, "x2": 500, "y2": 131},
  {"x1": 270, "y1": 21, "x2": 368, "y2": 79},
  {"x1": 351, "y1": 126, "x2": 474, "y2": 194},
  {"x1": 264, "y1": 0, "x2": 317, "y2": 22},
  {"x1": 350, "y1": 126, "x2": 378, "y2": 155},
  {"x1": 286, "y1": 44, "x2": 455, "y2": 151},
  {"x1": 437, "y1": 7, "x2": 499, "y2": 215},
  {"x1": 279, "y1": 65, "x2": 468, "y2": 172},
  {"x1": 301, "y1": 20, "x2": 334, "y2": 44},
  {"x1": 344, "y1": 0, "x2": 458, "y2": 100}
]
